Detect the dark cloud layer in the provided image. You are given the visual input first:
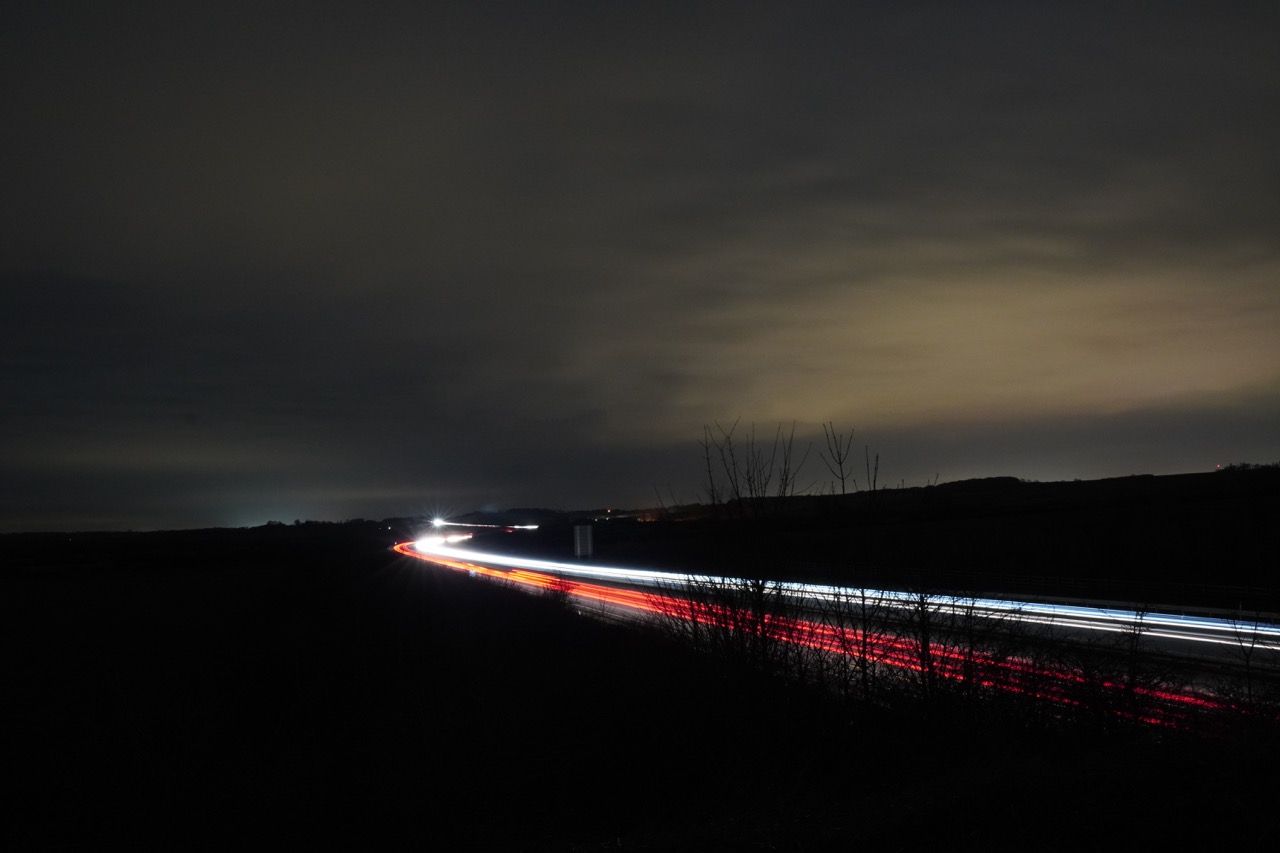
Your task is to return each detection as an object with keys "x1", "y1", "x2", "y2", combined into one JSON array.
[{"x1": 2, "y1": 3, "x2": 1278, "y2": 530}]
